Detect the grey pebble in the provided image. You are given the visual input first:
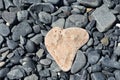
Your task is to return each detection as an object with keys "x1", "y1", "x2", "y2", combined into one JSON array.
[
  {"x1": 114, "y1": 70, "x2": 120, "y2": 80},
  {"x1": 40, "y1": 58, "x2": 52, "y2": 66},
  {"x1": 33, "y1": 25, "x2": 41, "y2": 33},
  {"x1": 70, "y1": 74, "x2": 81, "y2": 80},
  {"x1": 22, "y1": 0, "x2": 41, "y2": 4},
  {"x1": 2, "y1": 11, "x2": 16, "y2": 24},
  {"x1": 87, "y1": 38, "x2": 93, "y2": 46},
  {"x1": 43, "y1": 0, "x2": 60, "y2": 4},
  {"x1": 71, "y1": 50, "x2": 86, "y2": 73},
  {"x1": 12, "y1": 22, "x2": 32, "y2": 41},
  {"x1": 51, "y1": 18, "x2": 65, "y2": 28},
  {"x1": 7, "y1": 68, "x2": 24, "y2": 79},
  {"x1": 49, "y1": 61, "x2": 61, "y2": 72},
  {"x1": 39, "y1": 69, "x2": 50, "y2": 78},
  {"x1": 0, "y1": 68, "x2": 9, "y2": 78},
  {"x1": 39, "y1": 11, "x2": 52, "y2": 24},
  {"x1": 27, "y1": 33, "x2": 35, "y2": 38},
  {"x1": 24, "y1": 74, "x2": 38, "y2": 80},
  {"x1": 103, "y1": 0, "x2": 115, "y2": 8},
  {"x1": 114, "y1": 46, "x2": 120, "y2": 56},
  {"x1": 30, "y1": 34, "x2": 43, "y2": 45},
  {"x1": 0, "y1": 50, "x2": 9, "y2": 61},
  {"x1": 41, "y1": 30, "x2": 47, "y2": 36},
  {"x1": 91, "y1": 72, "x2": 106, "y2": 80},
  {"x1": 36, "y1": 49, "x2": 44, "y2": 59},
  {"x1": 25, "y1": 40, "x2": 36, "y2": 53},
  {"x1": 0, "y1": 0, "x2": 4, "y2": 10},
  {"x1": 37, "y1": 64, "x2": 42, "y2": 72},
  {"x1": 87, "y1": 50, "x2": 100, "y2": 64},
  {"x1": 17, "y1": 10, "x2": 28, "y2": 21},
  {"x1": 4, "y1": 0, "x2": 14, "y2": 9},
  {"x1": 108, "y1": 77, "x2": 115, "y2": 80},
  {"x1": 7, "y1": 38, "x2": 18, "y2": 49},
  {"x1": 0, "y1": 35, "x2": 4, "y2": 46},
  {"x1": 0, "y1": 23, "x2": 10, "y2": 36},
  {"x1": 77, "y1": 0, "x2": 101, "y2": 7},
  {"x1": 90, "y1": 5, "x2": 116, "y2": 32},
  {"x1": 65, "y1": 14, "x2": 88, "y2": 28},
  {"x1": 87, "y1": 64, "x2": 101, "y2": 73},
  {"x1": 114, "y1": 5, "x2": 120, "y2": 14}
]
